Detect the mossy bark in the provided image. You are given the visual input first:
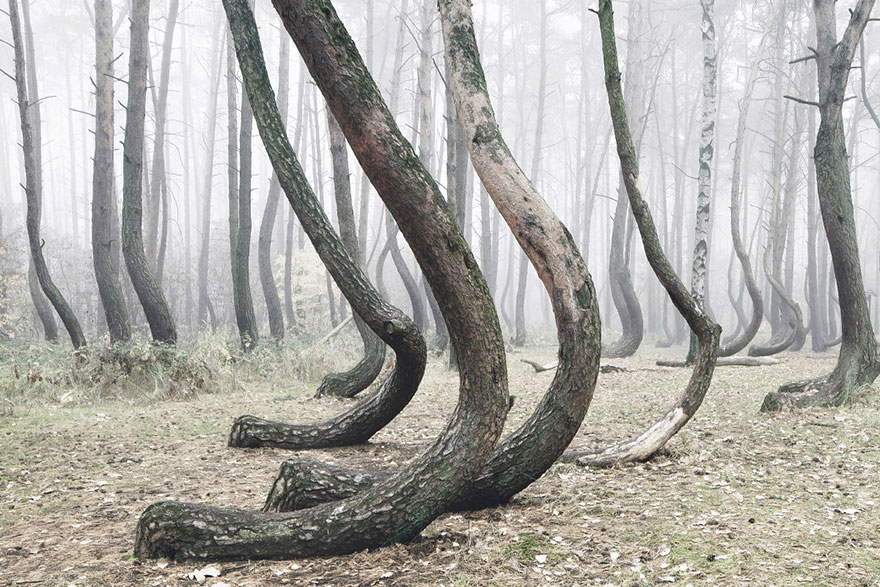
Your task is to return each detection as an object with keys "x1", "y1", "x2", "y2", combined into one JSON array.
[{"x1": 135, "y1": 0, "x2": 508, "y2": 561}]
